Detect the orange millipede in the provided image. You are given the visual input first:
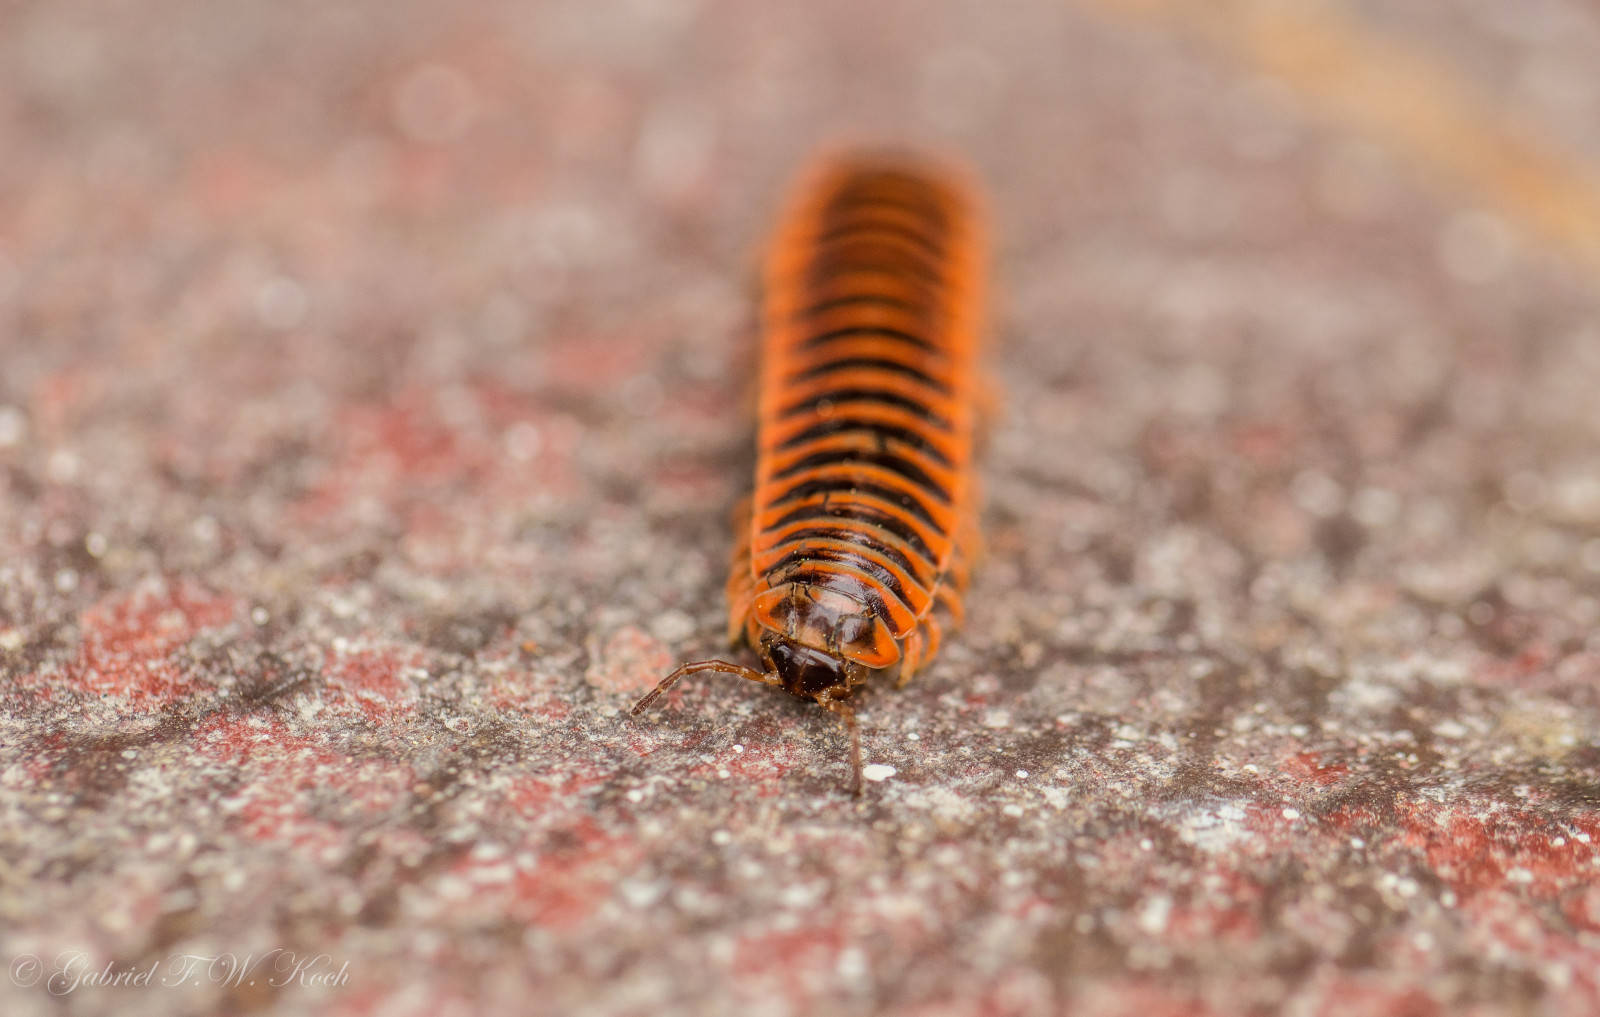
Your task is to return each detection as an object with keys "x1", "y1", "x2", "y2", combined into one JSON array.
[{"x1": 633, "y1": 153, "x2": 987, "y2": 793}]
